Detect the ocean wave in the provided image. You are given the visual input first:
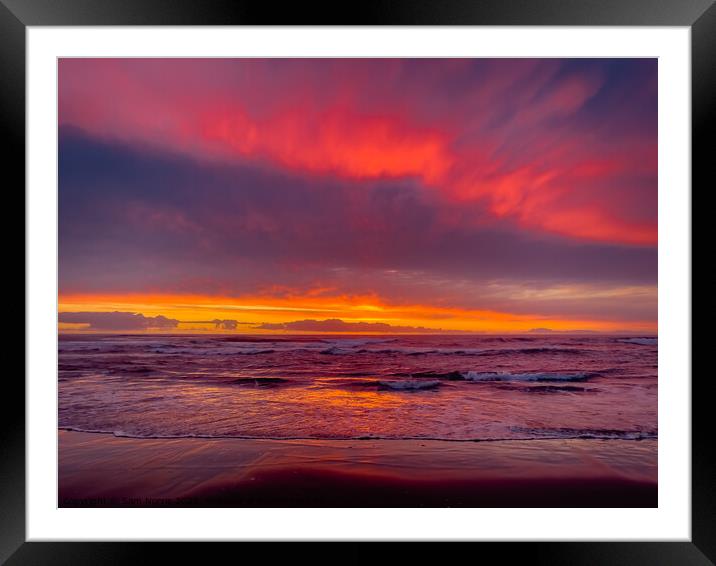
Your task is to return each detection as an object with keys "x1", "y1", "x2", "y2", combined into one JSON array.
[
  {"x1": 321, "y1": 337, "x2": 397, "y2": 347},
  {"x1": 494, "y1": 384, "x2": 597, "y2": 393},
  {"x1": 509, "y1": 426, "x2": 657, "y2": 440},
  {"x1": 408, "y1": 370, "x2": 466, "y2": 381},
  {"x1": 108, "y1": 366, "x2": 155, "y2": 375},
  {"x1": 320, "y1": 347, "x2": 356, "y2": 355},
  {"x1": 616, "y1": 337, "x2": 657, "y2": 346},
  {"x1": 150, "y1": 346, "x2": 278, "y2": 356},
  {"x1": 327, "y1": 370, "x2": 596, "y2": 388},
  {"x1": 58, "y1": 426, "x2": 658, "y2": 442},
  {"x1": 462, "y1": 371, "x2": 594, "y2": 382},
  {"x1": 506, "y1": 346, "x2": 582, "y2": 355},
  {"x1": 332, "y1": 378, "x2": 443, "y2": 391},
  {"x1": 230, "y1": 377, "x2": 289, "y2": 387},
  {"x1": 377, "y1": 379, "x2": 442, "y2": 391},
  {"x1": 318, "y1": 345, "x2": 583, "y2": 356},
  {"x1": 71, "y1": 338, "x2": 587, "y2": 358}
]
